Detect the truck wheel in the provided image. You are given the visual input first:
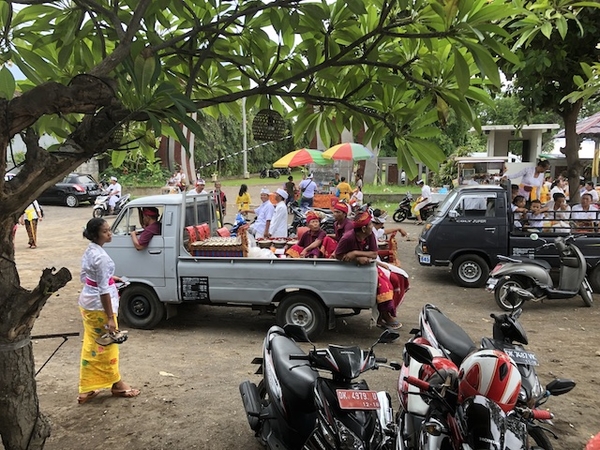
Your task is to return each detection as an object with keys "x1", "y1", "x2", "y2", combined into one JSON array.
[
  {"x1": 589, "y1": 264, "x2": 600, "y2": 293},
  {"x1": 119, "y1": 285, "x2": 166, "y2": 329},
  {"x1": 393, "y1": 209, "x2": 407, "y2": 223},
  {"x1": 580, "y1": 279, "x2": 594, "y2": 307},
  {"x1": 494, "y1": 278, "x2": 526, "y2": 311},
  {"x1": 92, "y1": 207, "x2": 104, "y2": 218},
  {"x1": 276, "y1": 294, "x2": 326, "y2": 340},
  {"x1": 65, "y1": 194, "x2": 79, "y2": 208},
  {"x1": 451, "y1": 254, "x2": 489, "y2": 288}
]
